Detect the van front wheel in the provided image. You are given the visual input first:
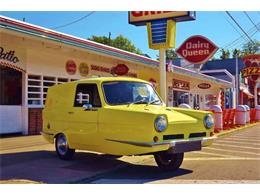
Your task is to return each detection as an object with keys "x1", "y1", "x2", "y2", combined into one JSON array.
[
  {"x1": 154, "y1": 152, "x2": 184, "y2": 171},
  {"x1": 55, "y1": 134, "x2": 75, "y2": 160}
]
